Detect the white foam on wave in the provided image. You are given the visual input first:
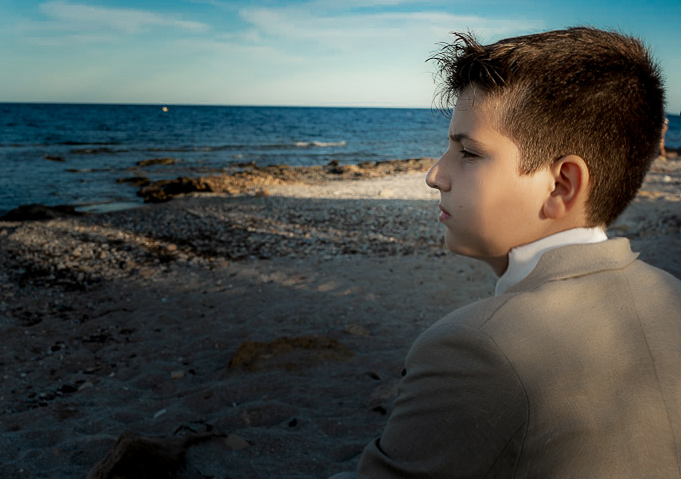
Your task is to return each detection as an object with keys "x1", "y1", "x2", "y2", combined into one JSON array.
[{"x1": 295, "y1": 140, "x2": 347, "y2": 148}]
